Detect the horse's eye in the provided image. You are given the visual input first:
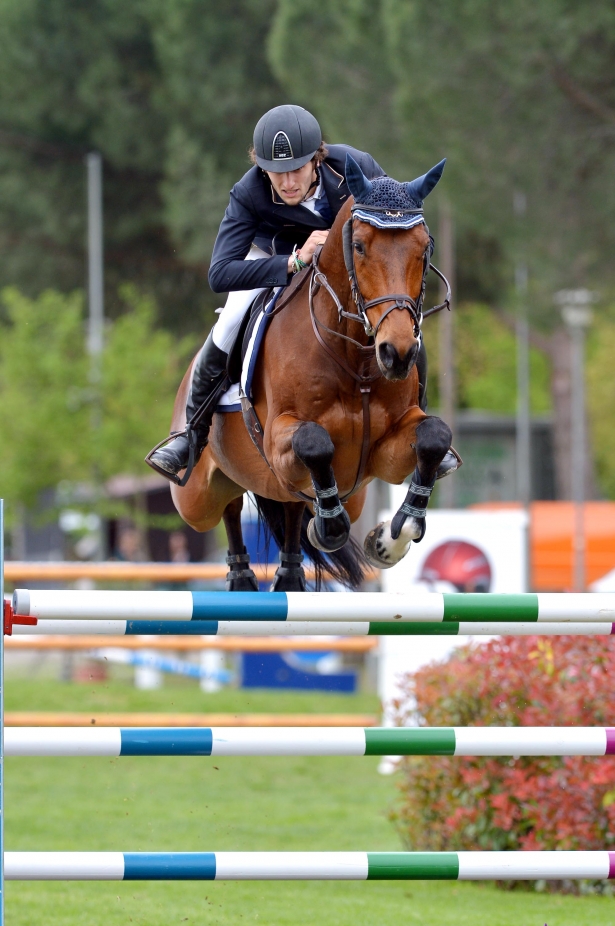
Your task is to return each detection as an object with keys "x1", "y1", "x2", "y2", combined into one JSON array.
[{"x1": 354, "y1": 241, "x2": 365, "y2": 256}]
